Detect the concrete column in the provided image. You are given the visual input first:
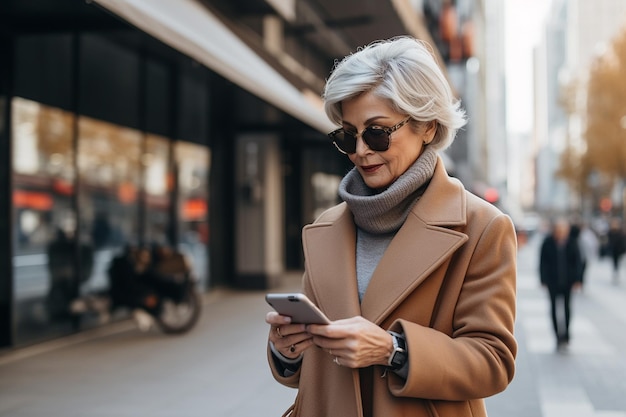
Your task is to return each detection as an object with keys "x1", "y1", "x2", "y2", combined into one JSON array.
[{"x1": 234, "y1": 134, "x2": 284, "y2": 289}]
